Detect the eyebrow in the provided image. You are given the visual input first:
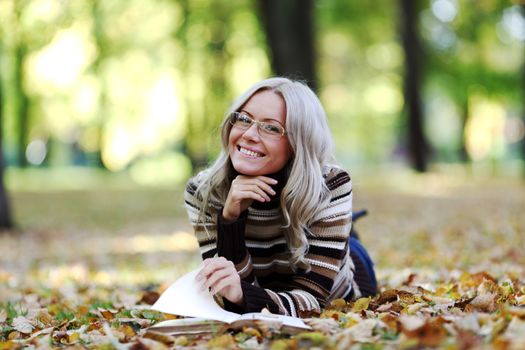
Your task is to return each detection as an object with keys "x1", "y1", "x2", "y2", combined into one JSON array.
[{"x1": 240, "y1": 110, "x2": 284, "y2": 126}]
